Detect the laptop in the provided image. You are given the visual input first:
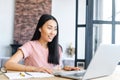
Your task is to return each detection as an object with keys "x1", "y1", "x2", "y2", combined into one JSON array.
[{"x1": 53, "y1": 44, "x2": 120, "y2": 80}]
